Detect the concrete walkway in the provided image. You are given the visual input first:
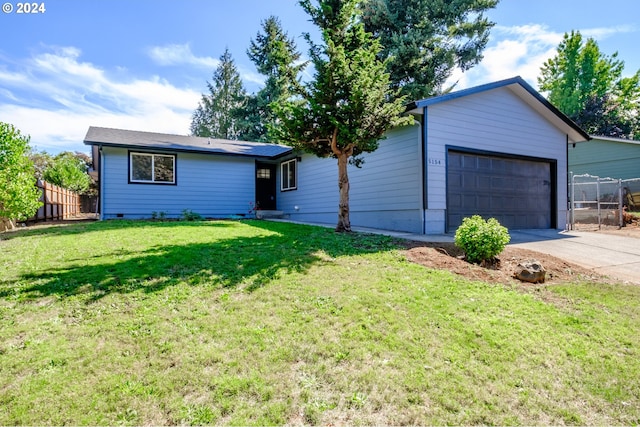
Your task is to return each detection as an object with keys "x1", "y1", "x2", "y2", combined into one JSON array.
[{"x1": 276, "y1": 220, "x2": 640, "y2": 285}]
